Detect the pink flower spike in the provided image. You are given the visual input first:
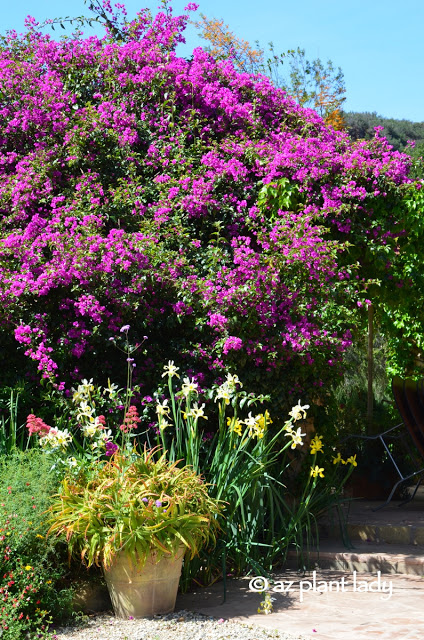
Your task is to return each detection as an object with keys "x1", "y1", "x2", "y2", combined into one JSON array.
[{"x1": 26, "y1": 414, "x2": 51, "y2": 437}]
